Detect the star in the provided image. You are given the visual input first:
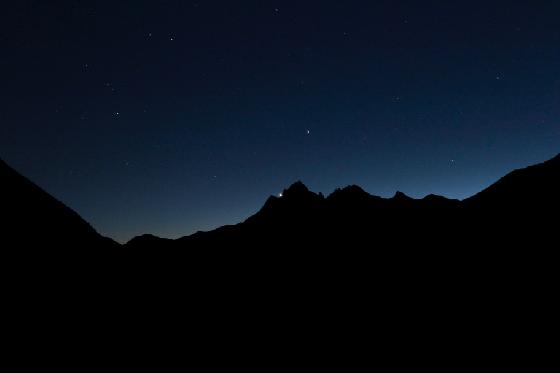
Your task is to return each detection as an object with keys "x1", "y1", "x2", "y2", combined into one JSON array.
[{"x1": 306, "y1": 129, "x2": 310, "y2": 135}]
